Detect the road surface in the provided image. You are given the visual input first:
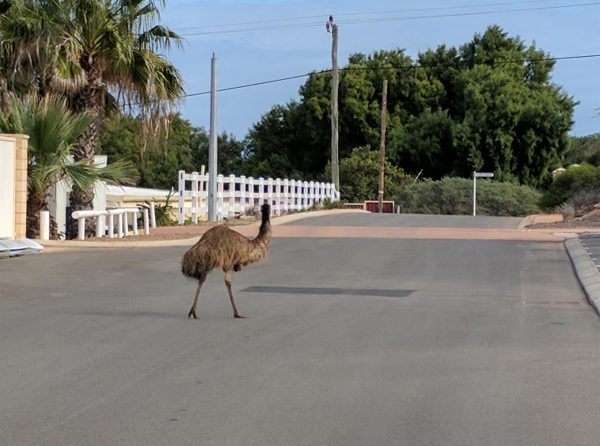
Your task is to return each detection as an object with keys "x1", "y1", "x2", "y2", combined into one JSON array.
[{"x1": 0, "y1": 215, "x2": 599, "y2": 445}]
